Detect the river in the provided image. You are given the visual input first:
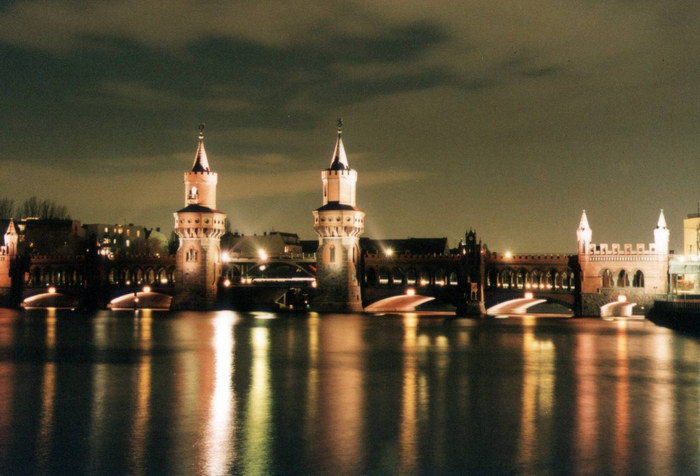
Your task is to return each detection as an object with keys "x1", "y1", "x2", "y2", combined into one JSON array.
[{"x1": 0, "y1": 308, "x2": 698, "y2": 475}]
